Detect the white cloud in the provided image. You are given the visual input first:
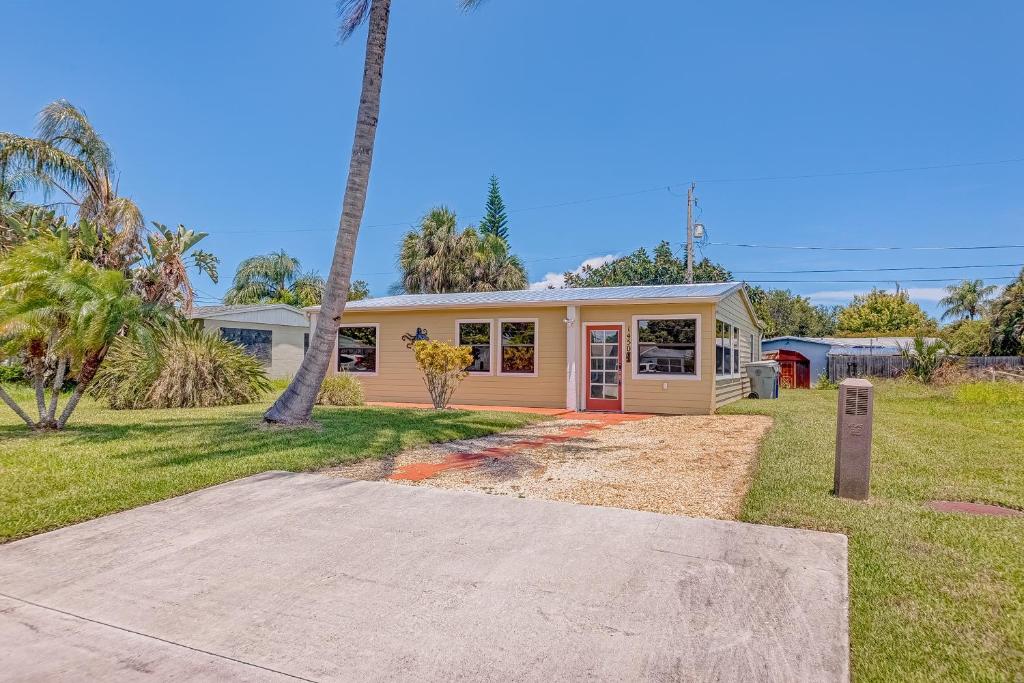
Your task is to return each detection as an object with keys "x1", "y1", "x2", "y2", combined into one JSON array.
[
  {"x1": 805, "y1": 287, "x2": 948, "y2": 304},
  {"x1": 529, "y1": 254, "x2": 619, "y2": 290}
]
